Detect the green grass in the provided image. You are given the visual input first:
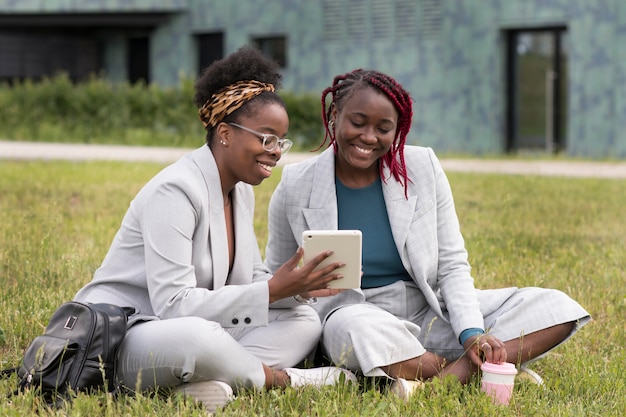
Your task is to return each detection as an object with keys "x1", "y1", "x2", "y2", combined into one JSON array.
[{"x1": 0, "y1": 160, "x2": 624, "y2": 416}]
